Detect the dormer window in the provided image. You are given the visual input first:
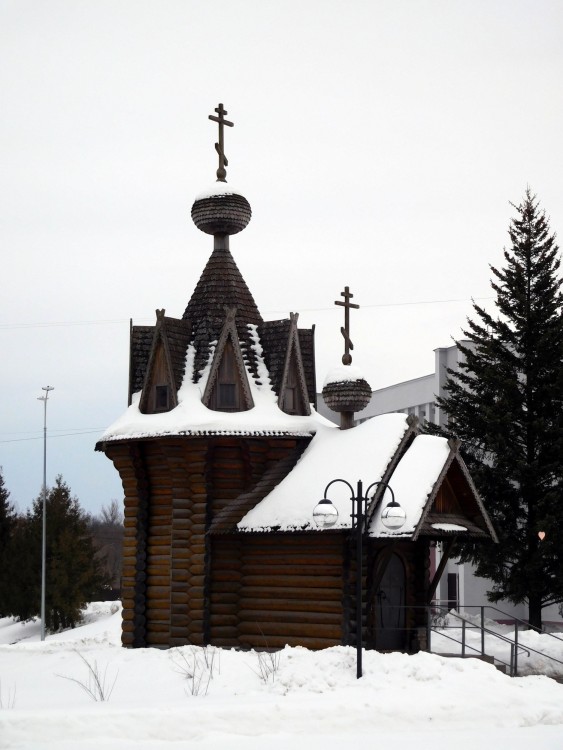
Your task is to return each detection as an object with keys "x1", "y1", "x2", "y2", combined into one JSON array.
[
  {"x1": 281, "y1": 360, "x2": 303, "y2": 415},
  {"x1": 155, "y1": 385, "x2": 170, "y2": 412},
  {"x1": 219, "y1": 382, "x2": 237, "y2": 408},
  {"x1": 209, "y1": 340, "x2": 243, "y2": 412}
]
